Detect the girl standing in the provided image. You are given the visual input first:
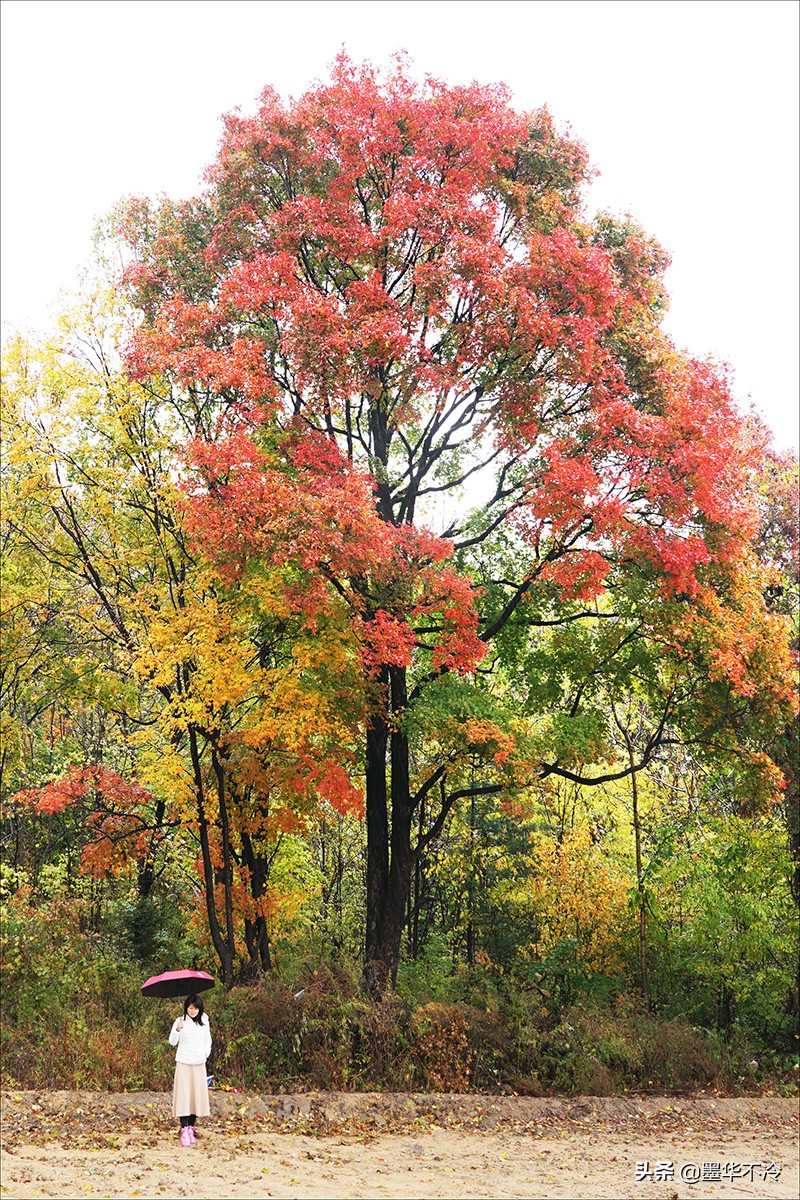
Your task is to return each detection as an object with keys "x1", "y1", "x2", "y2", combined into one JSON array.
[{"x1": 169, "y1": 993, "x2": 212, "y2": 1145}]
